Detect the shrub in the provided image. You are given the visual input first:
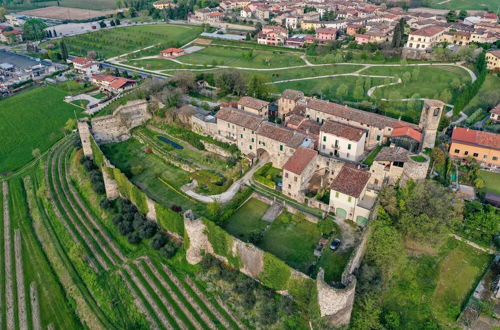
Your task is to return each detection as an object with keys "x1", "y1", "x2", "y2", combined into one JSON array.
[
  {"x1": 259, "y1": 252, "x2": 291, "y2": 290},
  {"x1": 100, "y1": 198, "x2": 112, "y2": 210},
  {"x1": 139, "y1": 221, "x2": 158, "y2": 239},
  {"x1": 118, "y1": 221, "x2": 133, "y2": 235},
  {"x1": 161, "y1": 241, "x2": 179, "y2": 259},
  {"x1": 151, "y1": 232, "x2": 168, "y2": 250},
  {"x1": 112, "y1": 215, "x2": 123, "y2": 225},
  {"x1": 127, "y1": 232, "x2": 141, "y2": 244},
  {"x1": 170, "y1": 205, "x2": 182, "y2": 213}
]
